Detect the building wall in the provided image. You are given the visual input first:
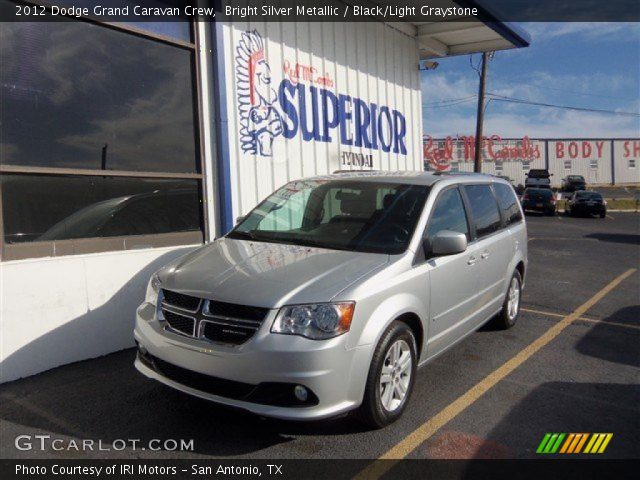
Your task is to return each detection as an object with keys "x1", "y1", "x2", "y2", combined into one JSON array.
[
  {"x1": 424, "y1": 137, "x2": 640, "y2": 187},
  {"x1": 547, "y1": 140, "x2": 612, "y2": 185},
  {"x1": 221, "y1": 22, "x2": 423, "y2": 218},
  {"x1": 614, "y1": 139, "x2": 640, "y2": 185},
  {"x1": 0, "y1": 246, "x2": 196, "y2": 383}
]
